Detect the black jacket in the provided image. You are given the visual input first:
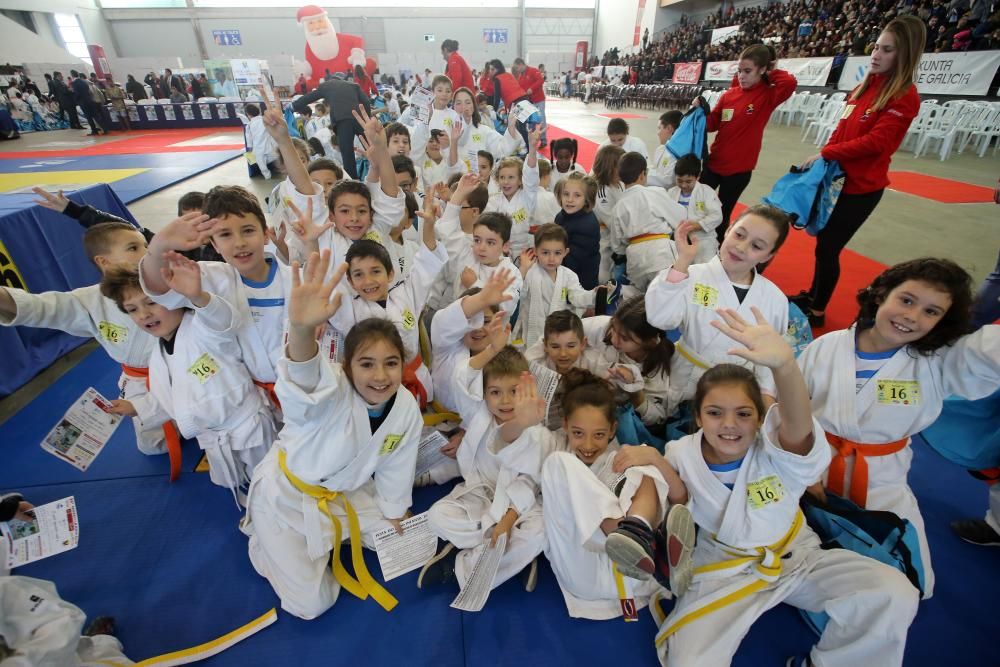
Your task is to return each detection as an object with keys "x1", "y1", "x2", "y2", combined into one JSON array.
[
  {"x1": 555, "y1": 208, "x2": 601, "y2": 289},
  {"x1": 293, "y1": 79, "x2": 370, "y2": 122}
]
